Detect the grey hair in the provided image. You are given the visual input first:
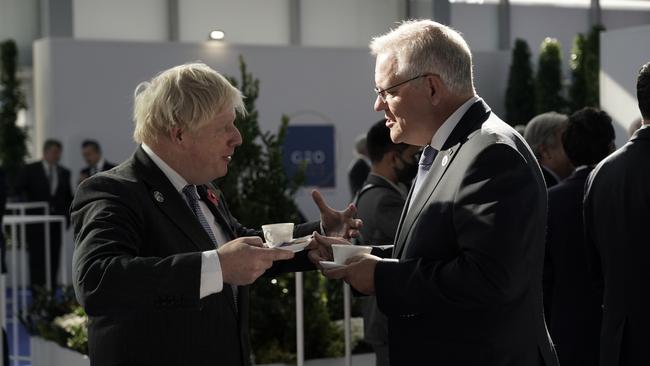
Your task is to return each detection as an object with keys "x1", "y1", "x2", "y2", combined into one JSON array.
[
  {"x1": 369, "y1": 19, "x2": 475, "y2": 95},
  {"x1": 133, "y1": 62, "x2": 246, "y2": 144},
  {"x1": 524, "y1": 112, "x2": 568, "y2": 158}
]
